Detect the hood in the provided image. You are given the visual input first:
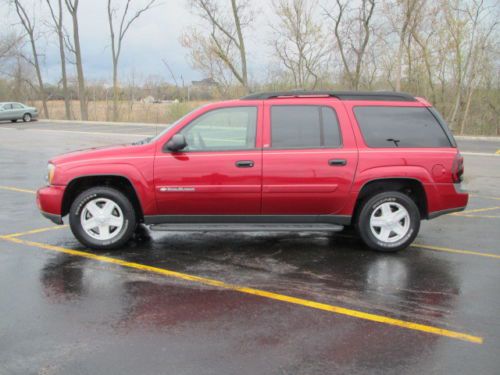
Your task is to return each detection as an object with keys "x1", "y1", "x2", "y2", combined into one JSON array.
[{"x1": 50, "y1": 142, "x2": 152, "y2": 166}]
